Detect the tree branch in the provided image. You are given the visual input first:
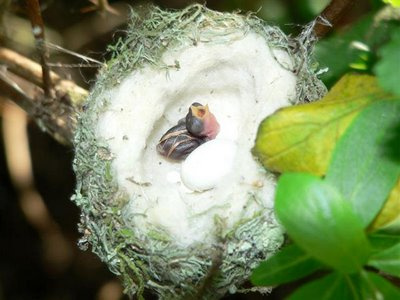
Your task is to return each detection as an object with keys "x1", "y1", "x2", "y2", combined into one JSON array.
[
  {"x1": 0, "y1": 47, "x2": 88, "y2": 145},
  {"x1": 0, "y1": 47, "x2": 88, "y2": 104},
  {"x1": 314, "y1": 0, "x2": 355, "y2": 38},
  {"x1": 26, "y1": 0, "x2": 52, "y2": 98}
]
